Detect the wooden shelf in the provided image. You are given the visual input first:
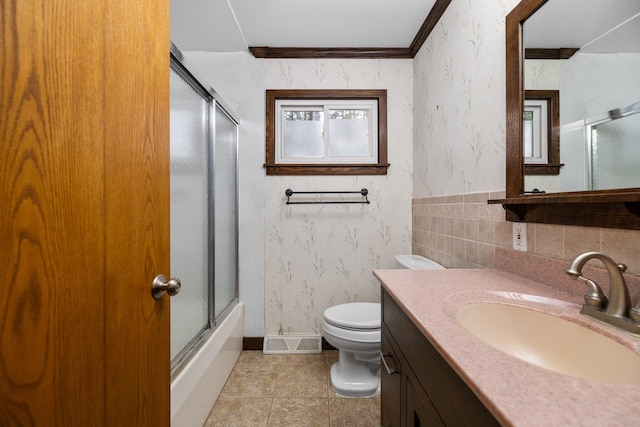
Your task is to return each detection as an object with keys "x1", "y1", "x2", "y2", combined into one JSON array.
[{"x1": 489, "y1": 191, "x2": 640, "y2": 229}]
